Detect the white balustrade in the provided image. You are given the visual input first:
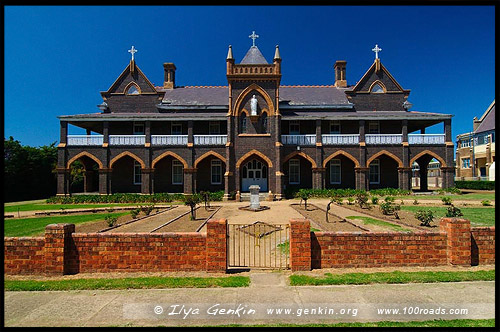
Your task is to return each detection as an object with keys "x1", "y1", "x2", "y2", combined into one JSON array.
[
  {"x1": 109, "y1": 135, "x2": 145, "y2": 145},
  {"x1": 281, "y1": 134, "x2": 316, "y2": 146},
  {"x1": 365, "y1": 134, "x2": 403, "y2": 145},
  {"x1": 66, "y1": 135, "x2": 103, "y2": 146},
  {"x1": 408, "y1": 134, "x2": 445, "y2": 145},
  {"x1": 151, "y1": 135, "x2": 188, "y2": 146},
  {"x1": 322, "y1": 134, "x2": 360, "y2": 145},
  {"x1": 193, "y1": 135, "x2": 227, "y2": 145}
]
